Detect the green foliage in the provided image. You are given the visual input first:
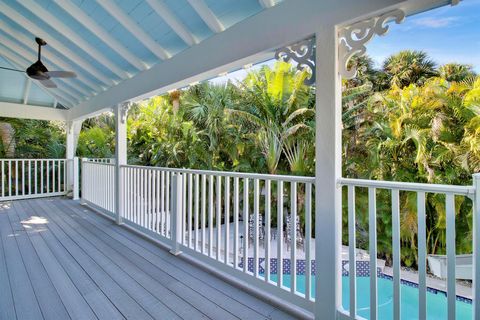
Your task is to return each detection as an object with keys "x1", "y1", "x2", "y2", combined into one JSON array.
[{"x1": 0, "y1": 118, "x2": 65, "y2": 158}]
